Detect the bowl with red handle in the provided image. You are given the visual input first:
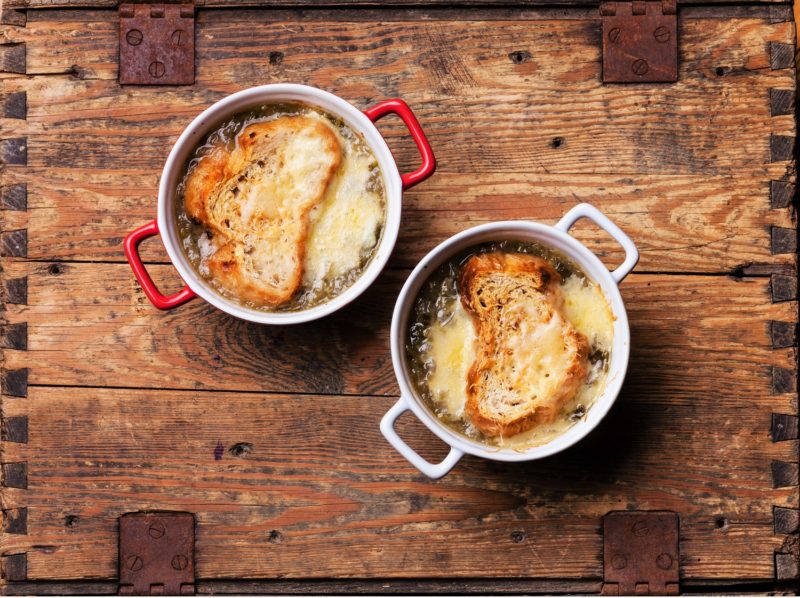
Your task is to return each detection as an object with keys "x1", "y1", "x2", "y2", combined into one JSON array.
[{"x1": 124, "y1": 84, "x2": 435, "y2": 324}]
